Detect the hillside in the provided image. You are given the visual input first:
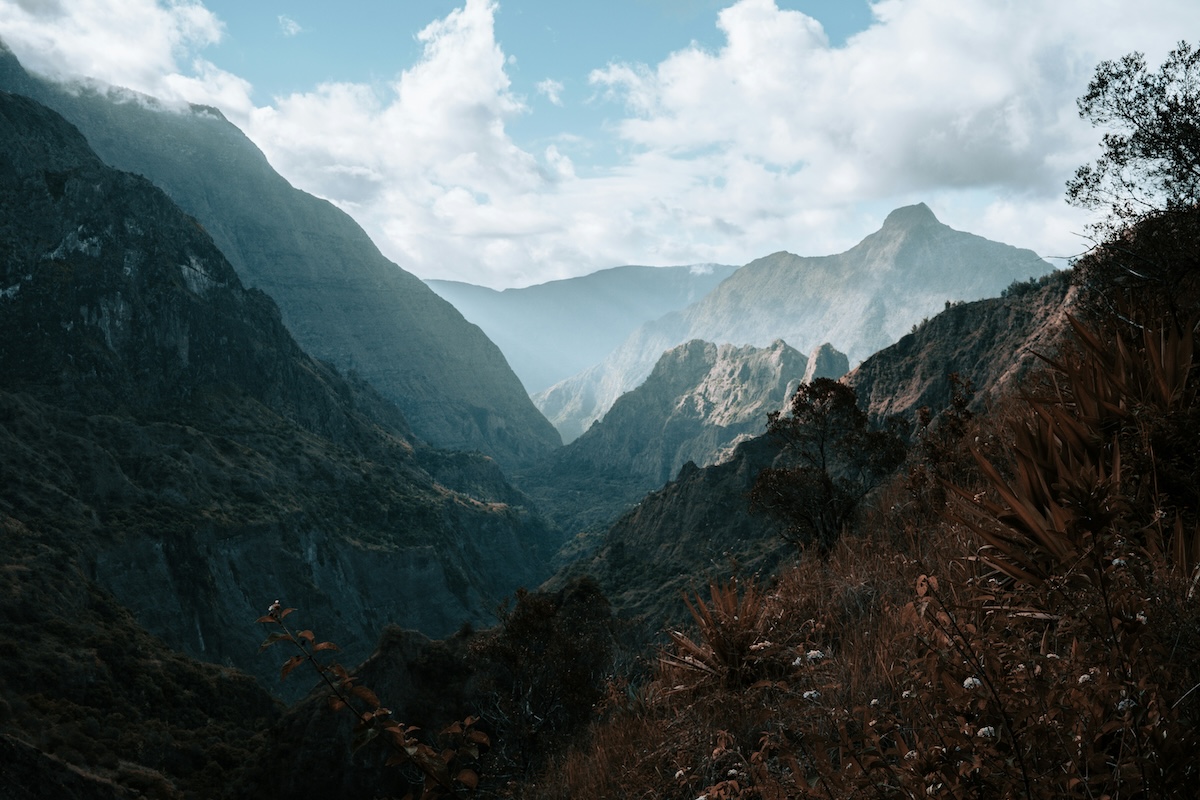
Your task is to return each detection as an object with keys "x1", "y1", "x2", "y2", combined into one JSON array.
[
  {"x1": 534, "y1": 203, "x2": 1051, "y2": 442},
  {"x1": 426, "y1": 263, "x2": 737, "y2": 393},
  {"x1": 548, "y1": 268, "x2": 1075, "y2": 626},
  {"x1": 0, "y1": 44, "x2": 561, "y2": 468}
]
